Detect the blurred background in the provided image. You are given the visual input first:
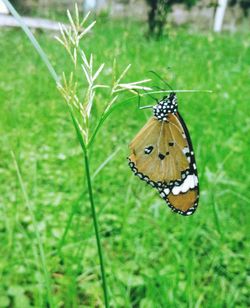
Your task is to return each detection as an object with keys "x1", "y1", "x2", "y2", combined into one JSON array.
[
  {"x1": 1, "y1": 0, "x2": 250, "y2": 30},
  {"x1": 0, "y1": 0, "x2": 249, "y2": 307}
]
